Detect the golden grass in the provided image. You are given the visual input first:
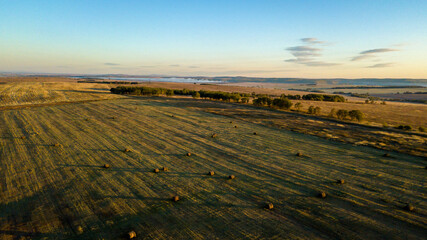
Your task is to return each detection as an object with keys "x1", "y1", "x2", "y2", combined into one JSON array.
[
  {"x1": 0, "y1": 97, "x2": 426, "y2": 239},
  {"x1": 292, "y1": 99, "x2": 427, "y2": 129},
  {"x1": 0, "y1": 80, "x2": 122, "y2": 107},
  {"x1": 0, "y1": 78, "x2": 426, "y2": 239}
]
